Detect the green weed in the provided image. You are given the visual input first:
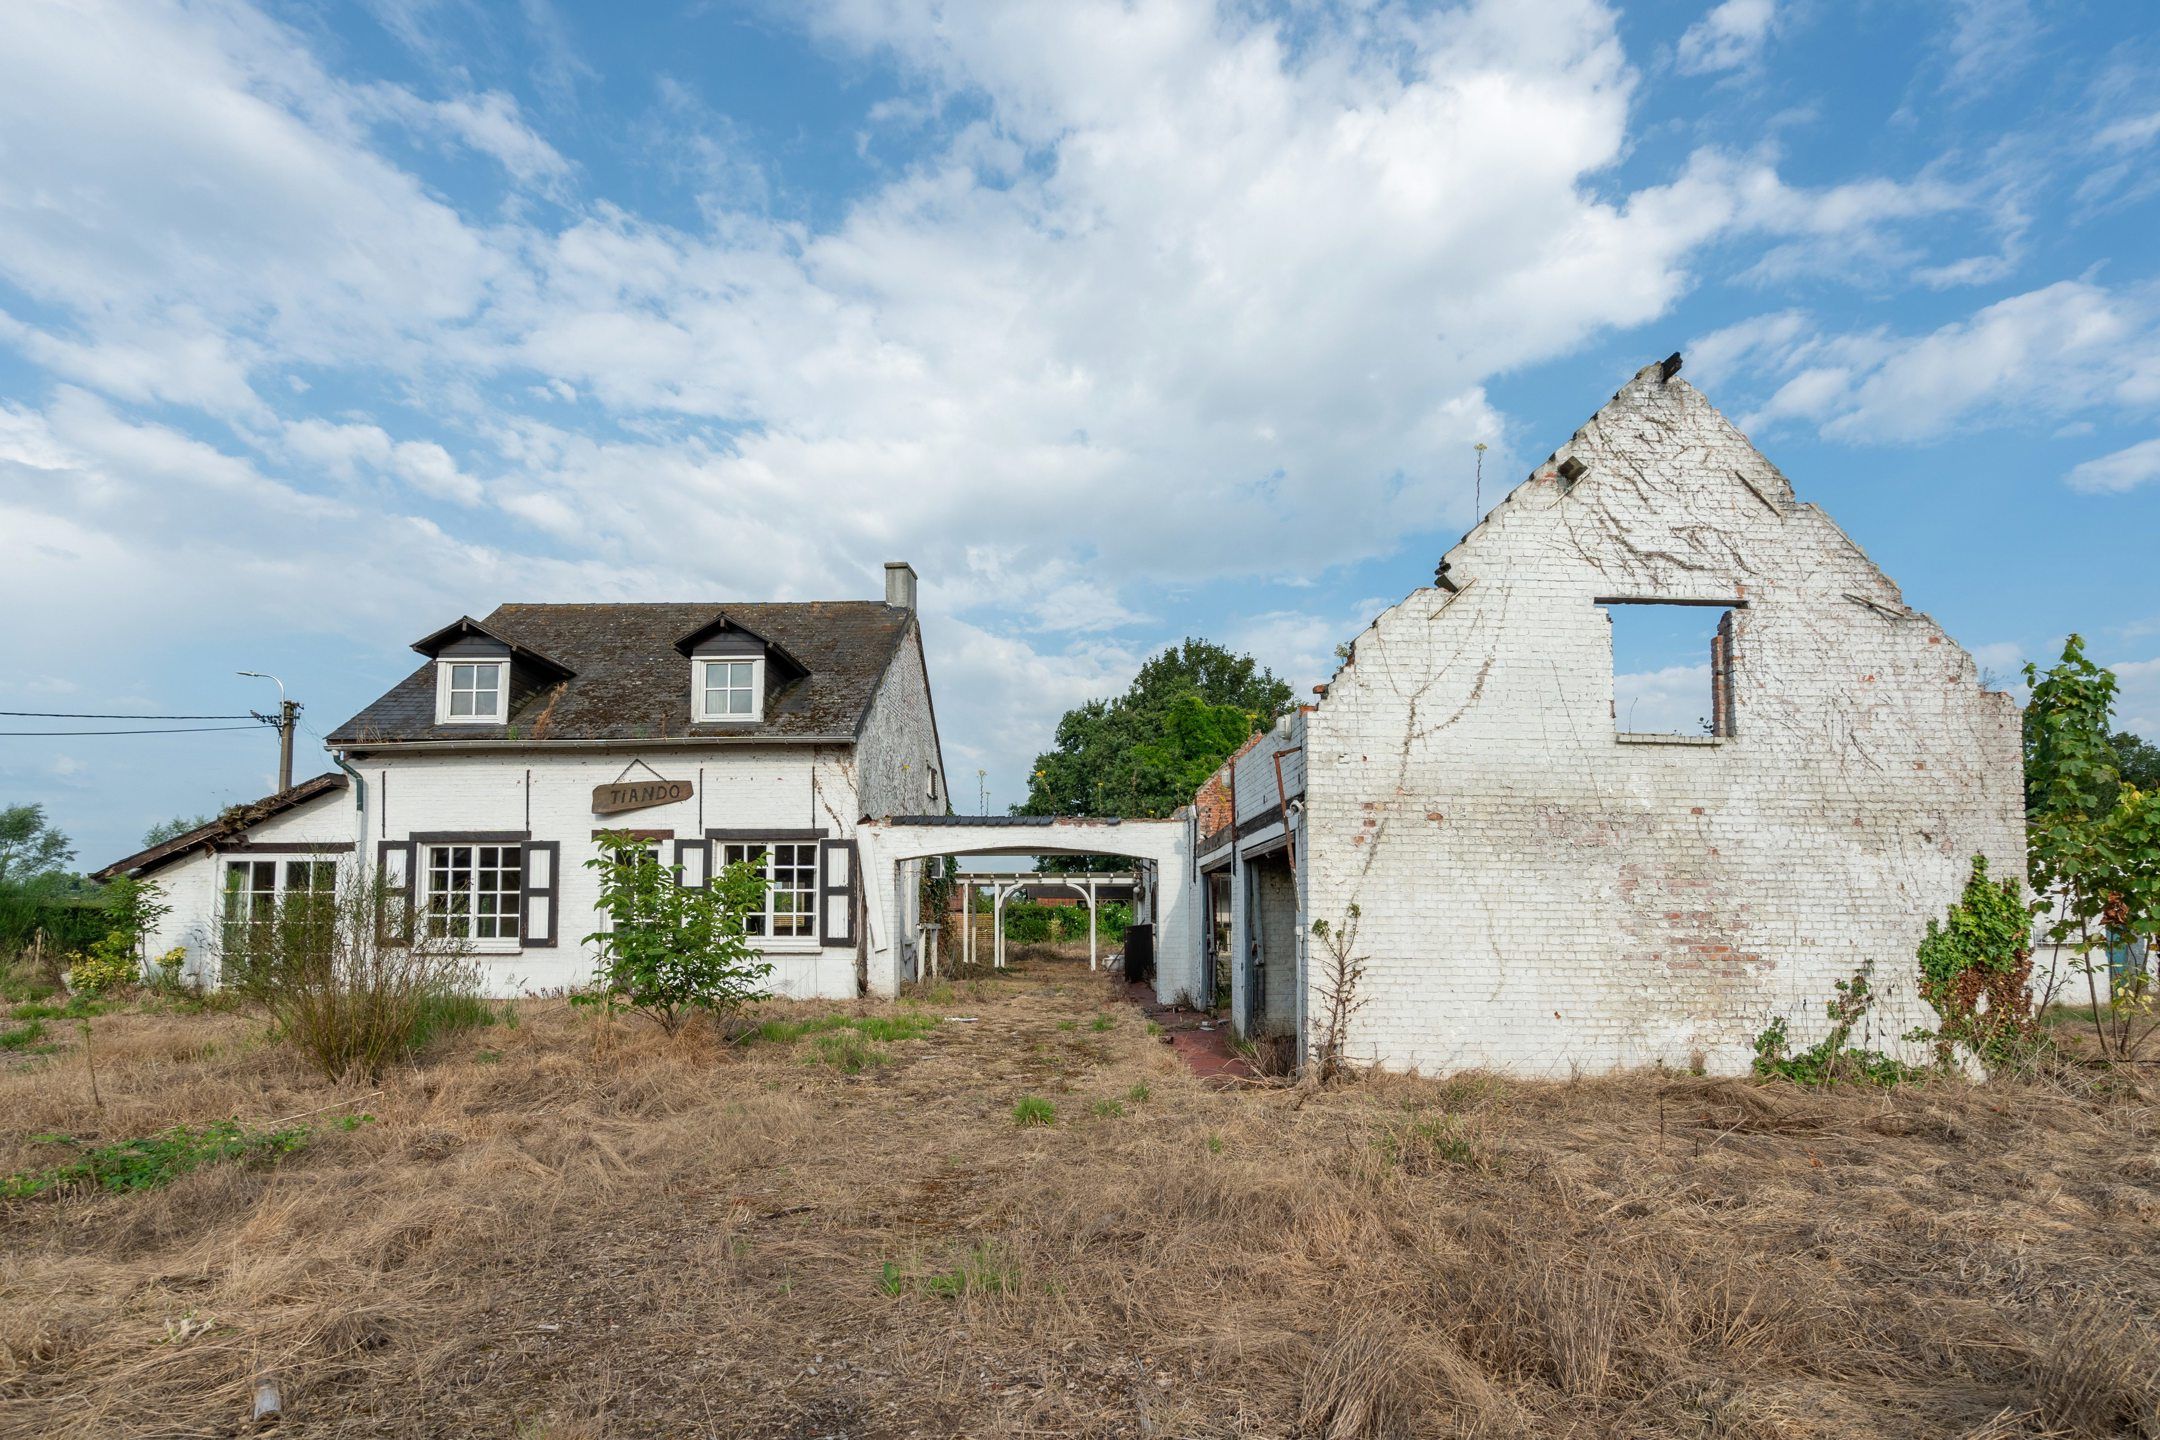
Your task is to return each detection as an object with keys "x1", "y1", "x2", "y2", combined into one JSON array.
[
  {"x1": 1090, "y1": 1014, "x2": 1114, "y2": 1033},
  {"x1": 0, "y1": 1018, "x2": 50, "y2": 1052},
  {"x1": 879, "y1": 1243, "x2": 1016, "y2": 1299},
  {"x1": 1090, "y1": 1098, "x2": 1125, "y2": 1119},
  {"x1": 10, "y1": 995, "x2": 107, "y2": 1023},
  {"x1": 809, "y1": 1029, "x2": 891, "y2": 1074},
  {"x1": 411, "y1": 988, "x2": 506, "y2": 1048},
  {"x1": 2, "y1": 1121, "x2": 310, "y2": 1199},
  {"x1": 1126, "y1": 1082, "x2": 1151, "y2": 1103},
  {"x1": 1011, "y1": 1096, "x2": 1056, "y2": 1128},
  {"x1": 752, "y1": 1012, "x2": 937, "y2": 1046}
]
